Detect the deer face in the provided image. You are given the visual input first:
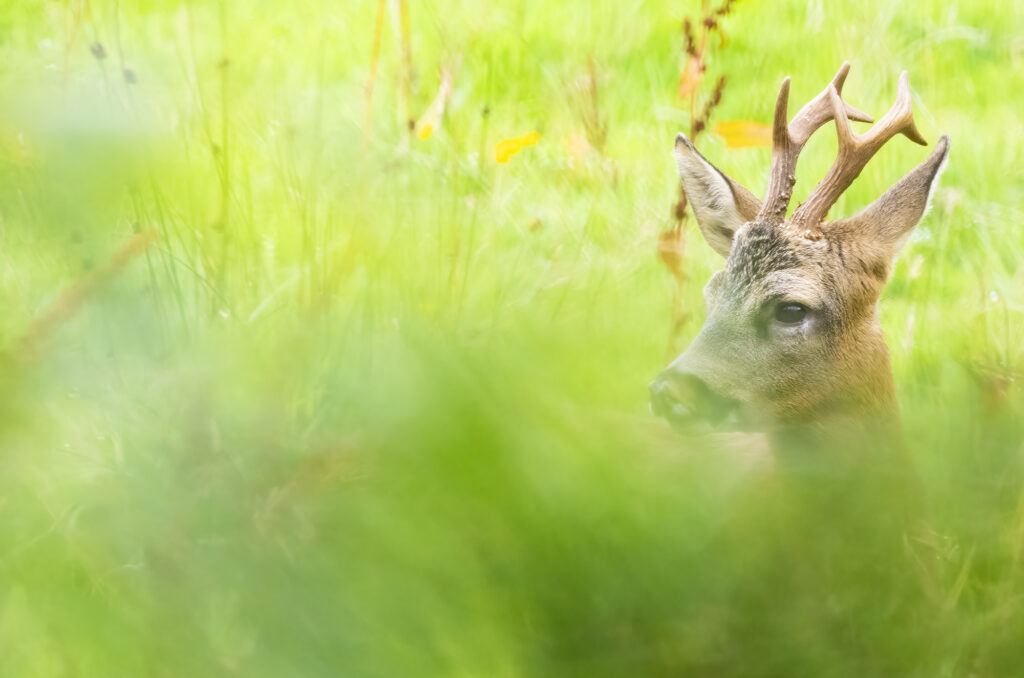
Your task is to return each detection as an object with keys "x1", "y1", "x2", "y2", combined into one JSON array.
[{"x1": 651, "y1": 63, "x2": 949, "y2": 433}]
